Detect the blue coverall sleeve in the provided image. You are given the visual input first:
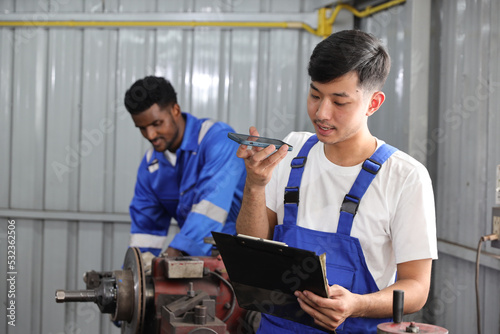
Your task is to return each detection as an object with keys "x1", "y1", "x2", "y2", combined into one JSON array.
[
  {"x1": 129, "y1": 157, "x2": 172, "y2": 257},
  {"x1": 169, "y1": 125, "x2": 245, "y2": 256}
]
